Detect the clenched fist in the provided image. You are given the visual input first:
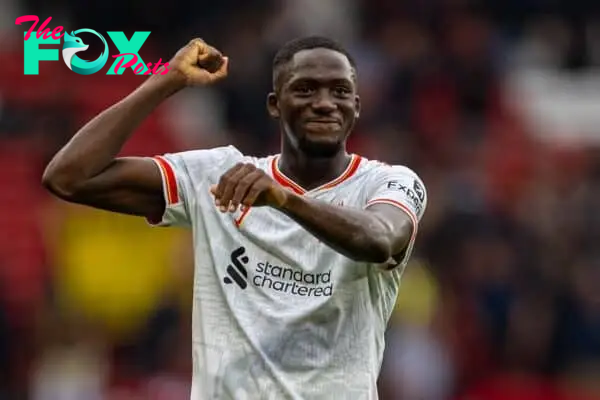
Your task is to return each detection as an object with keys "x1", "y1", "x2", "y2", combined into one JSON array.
[
  {"x1": 154, "y1": 38, "x2": 229, "y2": 90},
  {"x1": 210, "y1": 163, "x2": 289, "y2": 212}
]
